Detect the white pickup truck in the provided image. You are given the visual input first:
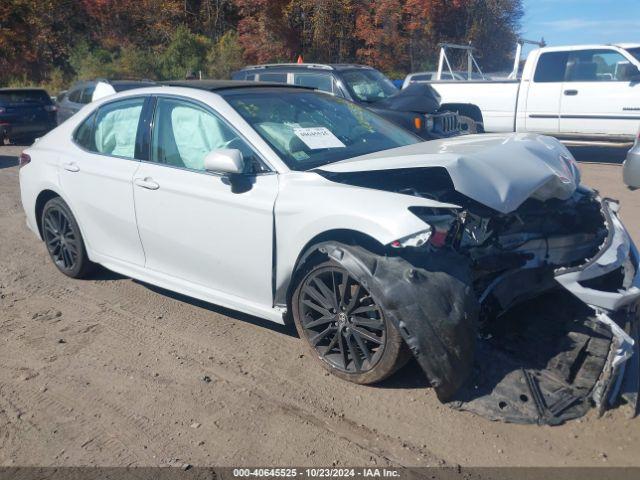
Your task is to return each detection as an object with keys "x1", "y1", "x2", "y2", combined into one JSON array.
[{"x1": 429, "y1": 44, "x2": 640, "y2": 142}]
